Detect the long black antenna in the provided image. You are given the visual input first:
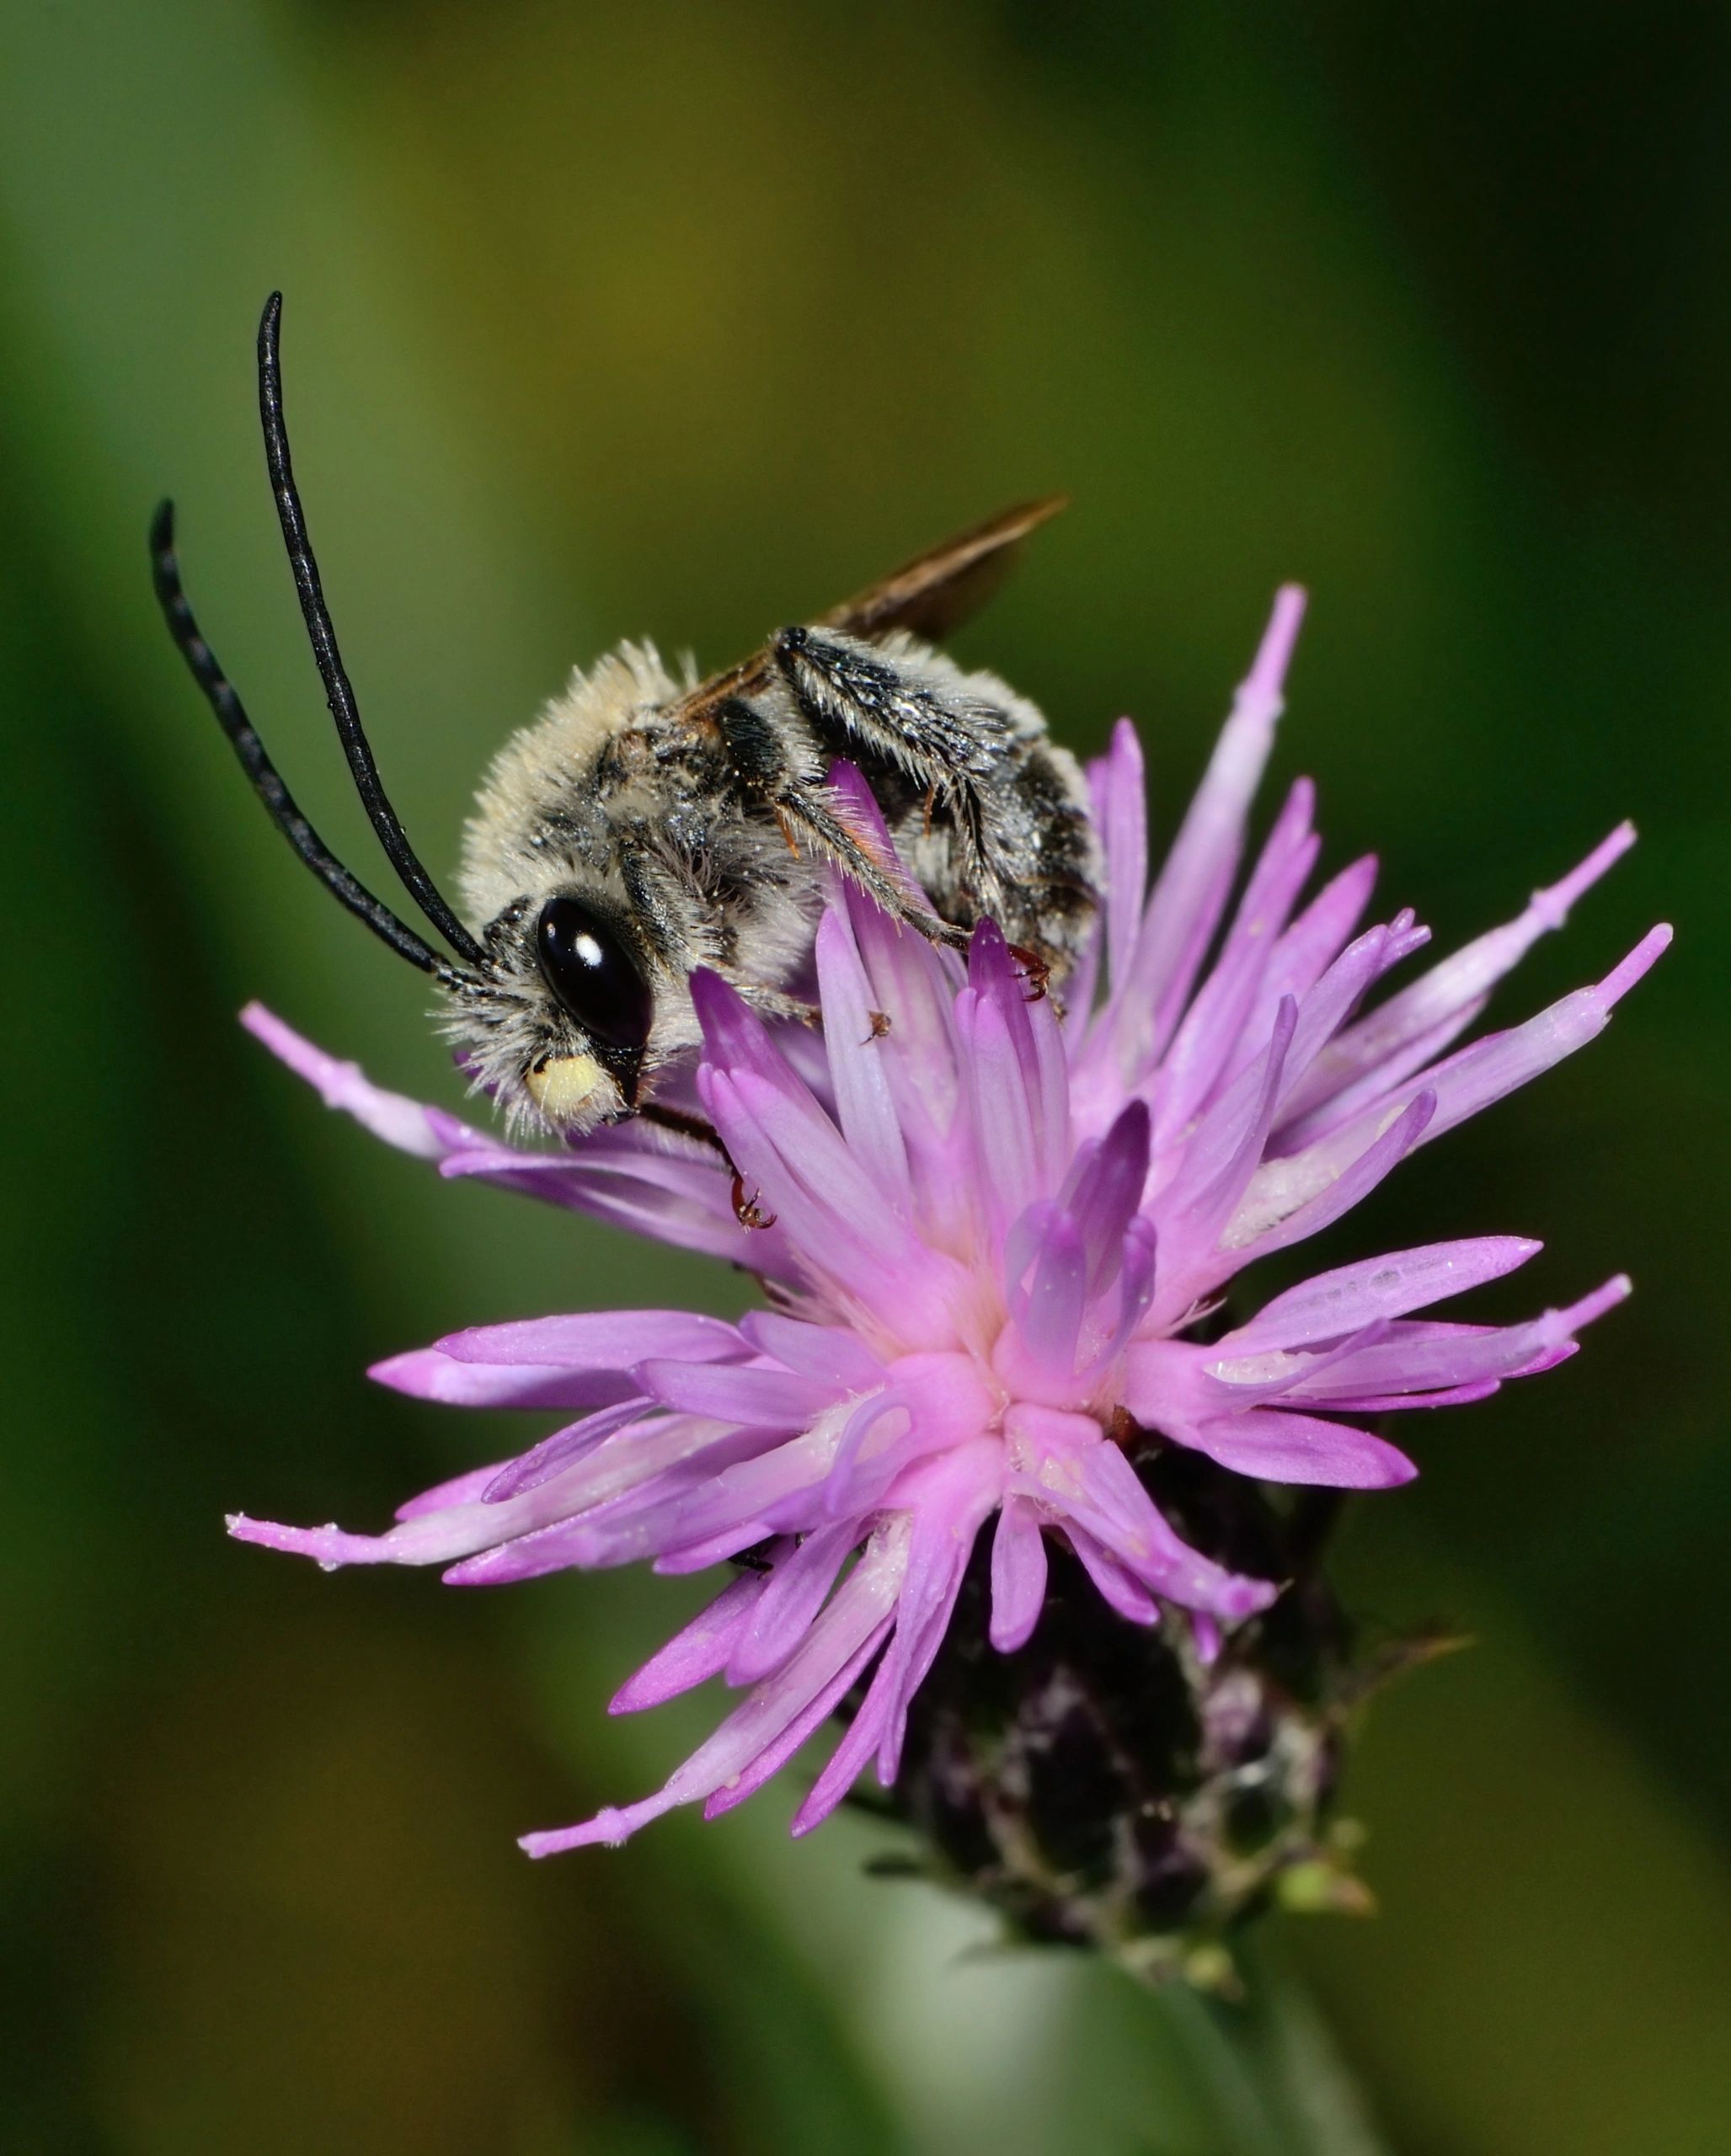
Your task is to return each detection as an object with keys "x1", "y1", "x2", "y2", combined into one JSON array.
[
  {"x1": 256, "y1": 291, "x2": 487, "y2": 968},
  {"x1": 150, "y1": 498, "x2": 465, "y2": 983}
]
